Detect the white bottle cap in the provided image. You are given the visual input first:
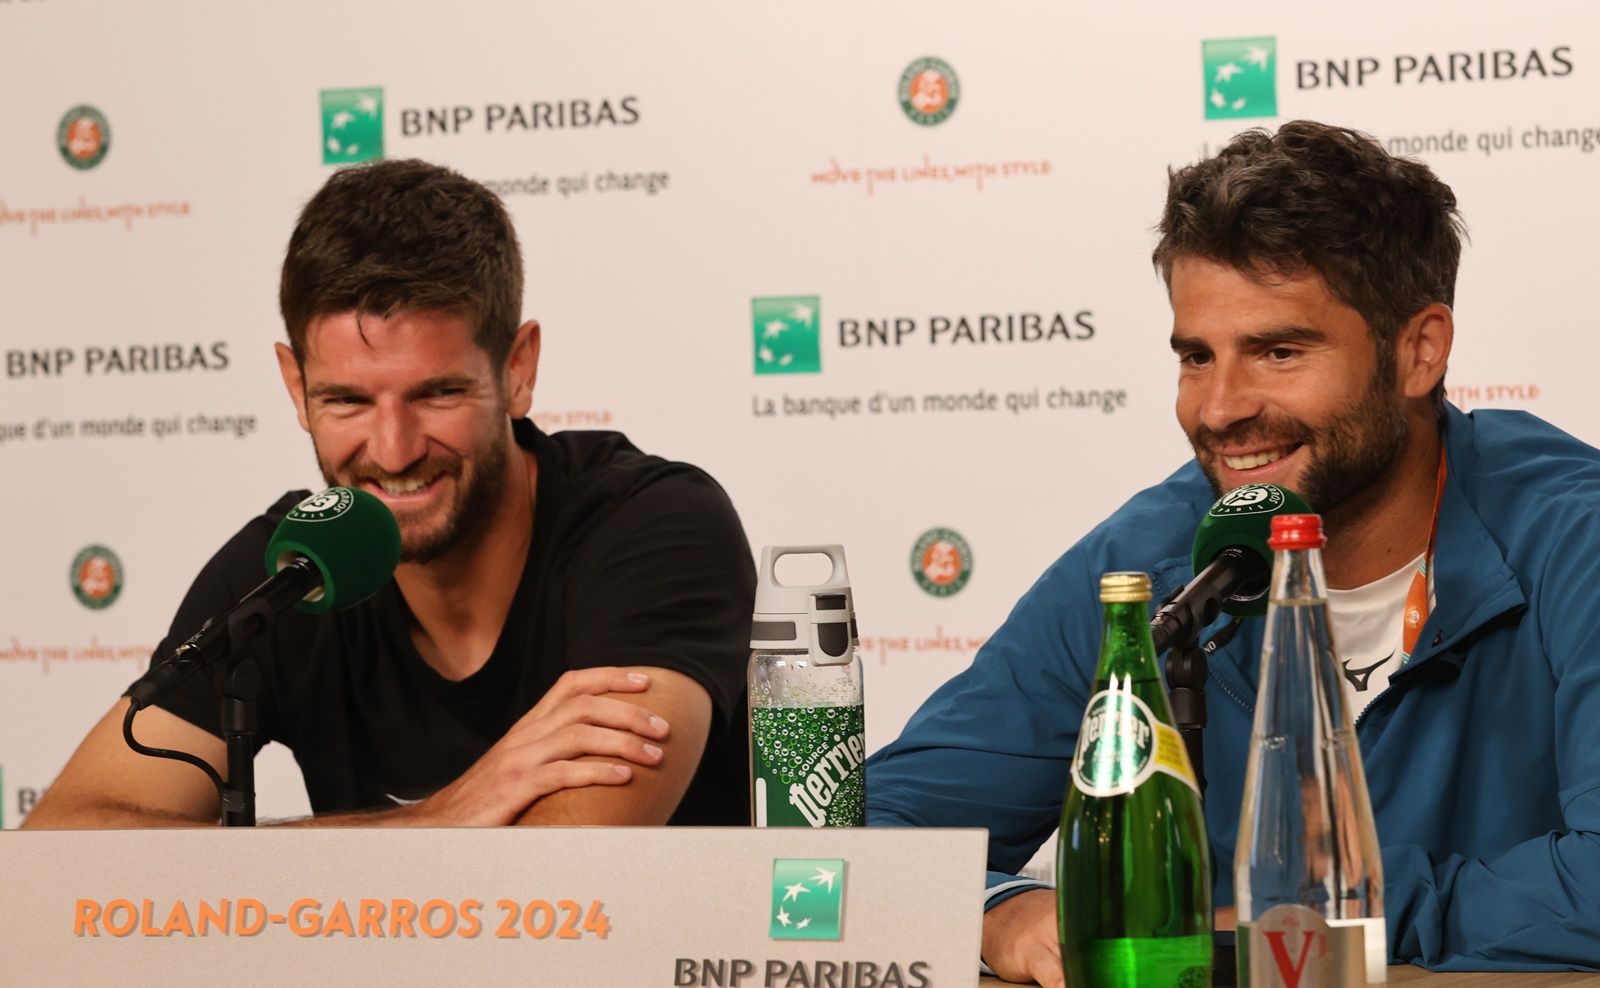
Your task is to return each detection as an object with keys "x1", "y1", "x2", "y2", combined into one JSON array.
[{"x1": 750, "y1": 544, "x2": 857, "y2": 666}]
